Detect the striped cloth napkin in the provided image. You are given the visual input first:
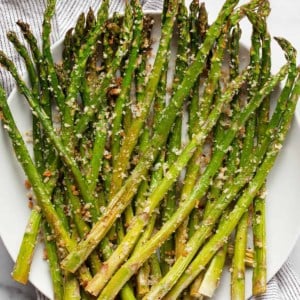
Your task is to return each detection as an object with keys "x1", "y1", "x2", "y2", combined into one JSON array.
[{"x1": 0, "y1": 1, "x2": 299, "y2": 299}]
